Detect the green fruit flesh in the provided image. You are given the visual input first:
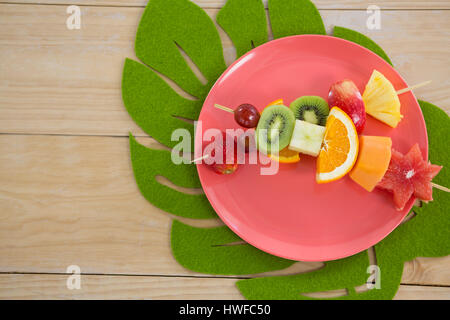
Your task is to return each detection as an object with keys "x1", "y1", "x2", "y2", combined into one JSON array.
[
  {"x1": 289, "y1": 96, "x2": 330, "y2": 126},
  {"x1": 304, "y1": 110, "x2": 318, "y2": 124},
  {"x1": 256, "y1": 105, "x2": 295, "y2": 154}
]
